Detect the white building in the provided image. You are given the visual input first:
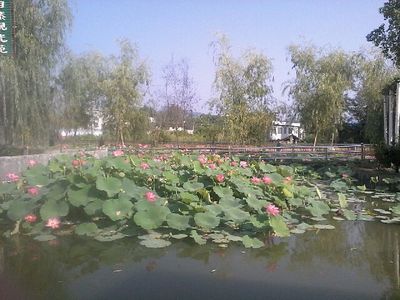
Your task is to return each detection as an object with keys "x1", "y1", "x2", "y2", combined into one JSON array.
[{"x1": 270, "y1": 121, "x2": 304, "y2": 141}]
